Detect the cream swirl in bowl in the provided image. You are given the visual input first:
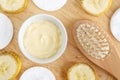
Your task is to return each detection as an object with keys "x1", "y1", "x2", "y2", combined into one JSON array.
[
  {"x1": 23, "y1": 20, "x2": 62, "y2": 59},
  {"x1": 18, "y1": 14, "x2": 67, "y2": 64}
]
